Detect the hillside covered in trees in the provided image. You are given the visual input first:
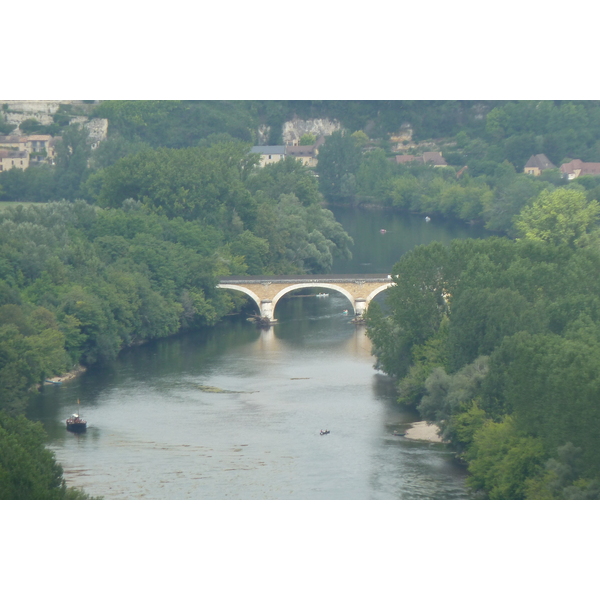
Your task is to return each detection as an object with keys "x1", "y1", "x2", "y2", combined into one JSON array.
[{"x1": 5, "y1": 100, "x2": 600, "y2": 238}]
